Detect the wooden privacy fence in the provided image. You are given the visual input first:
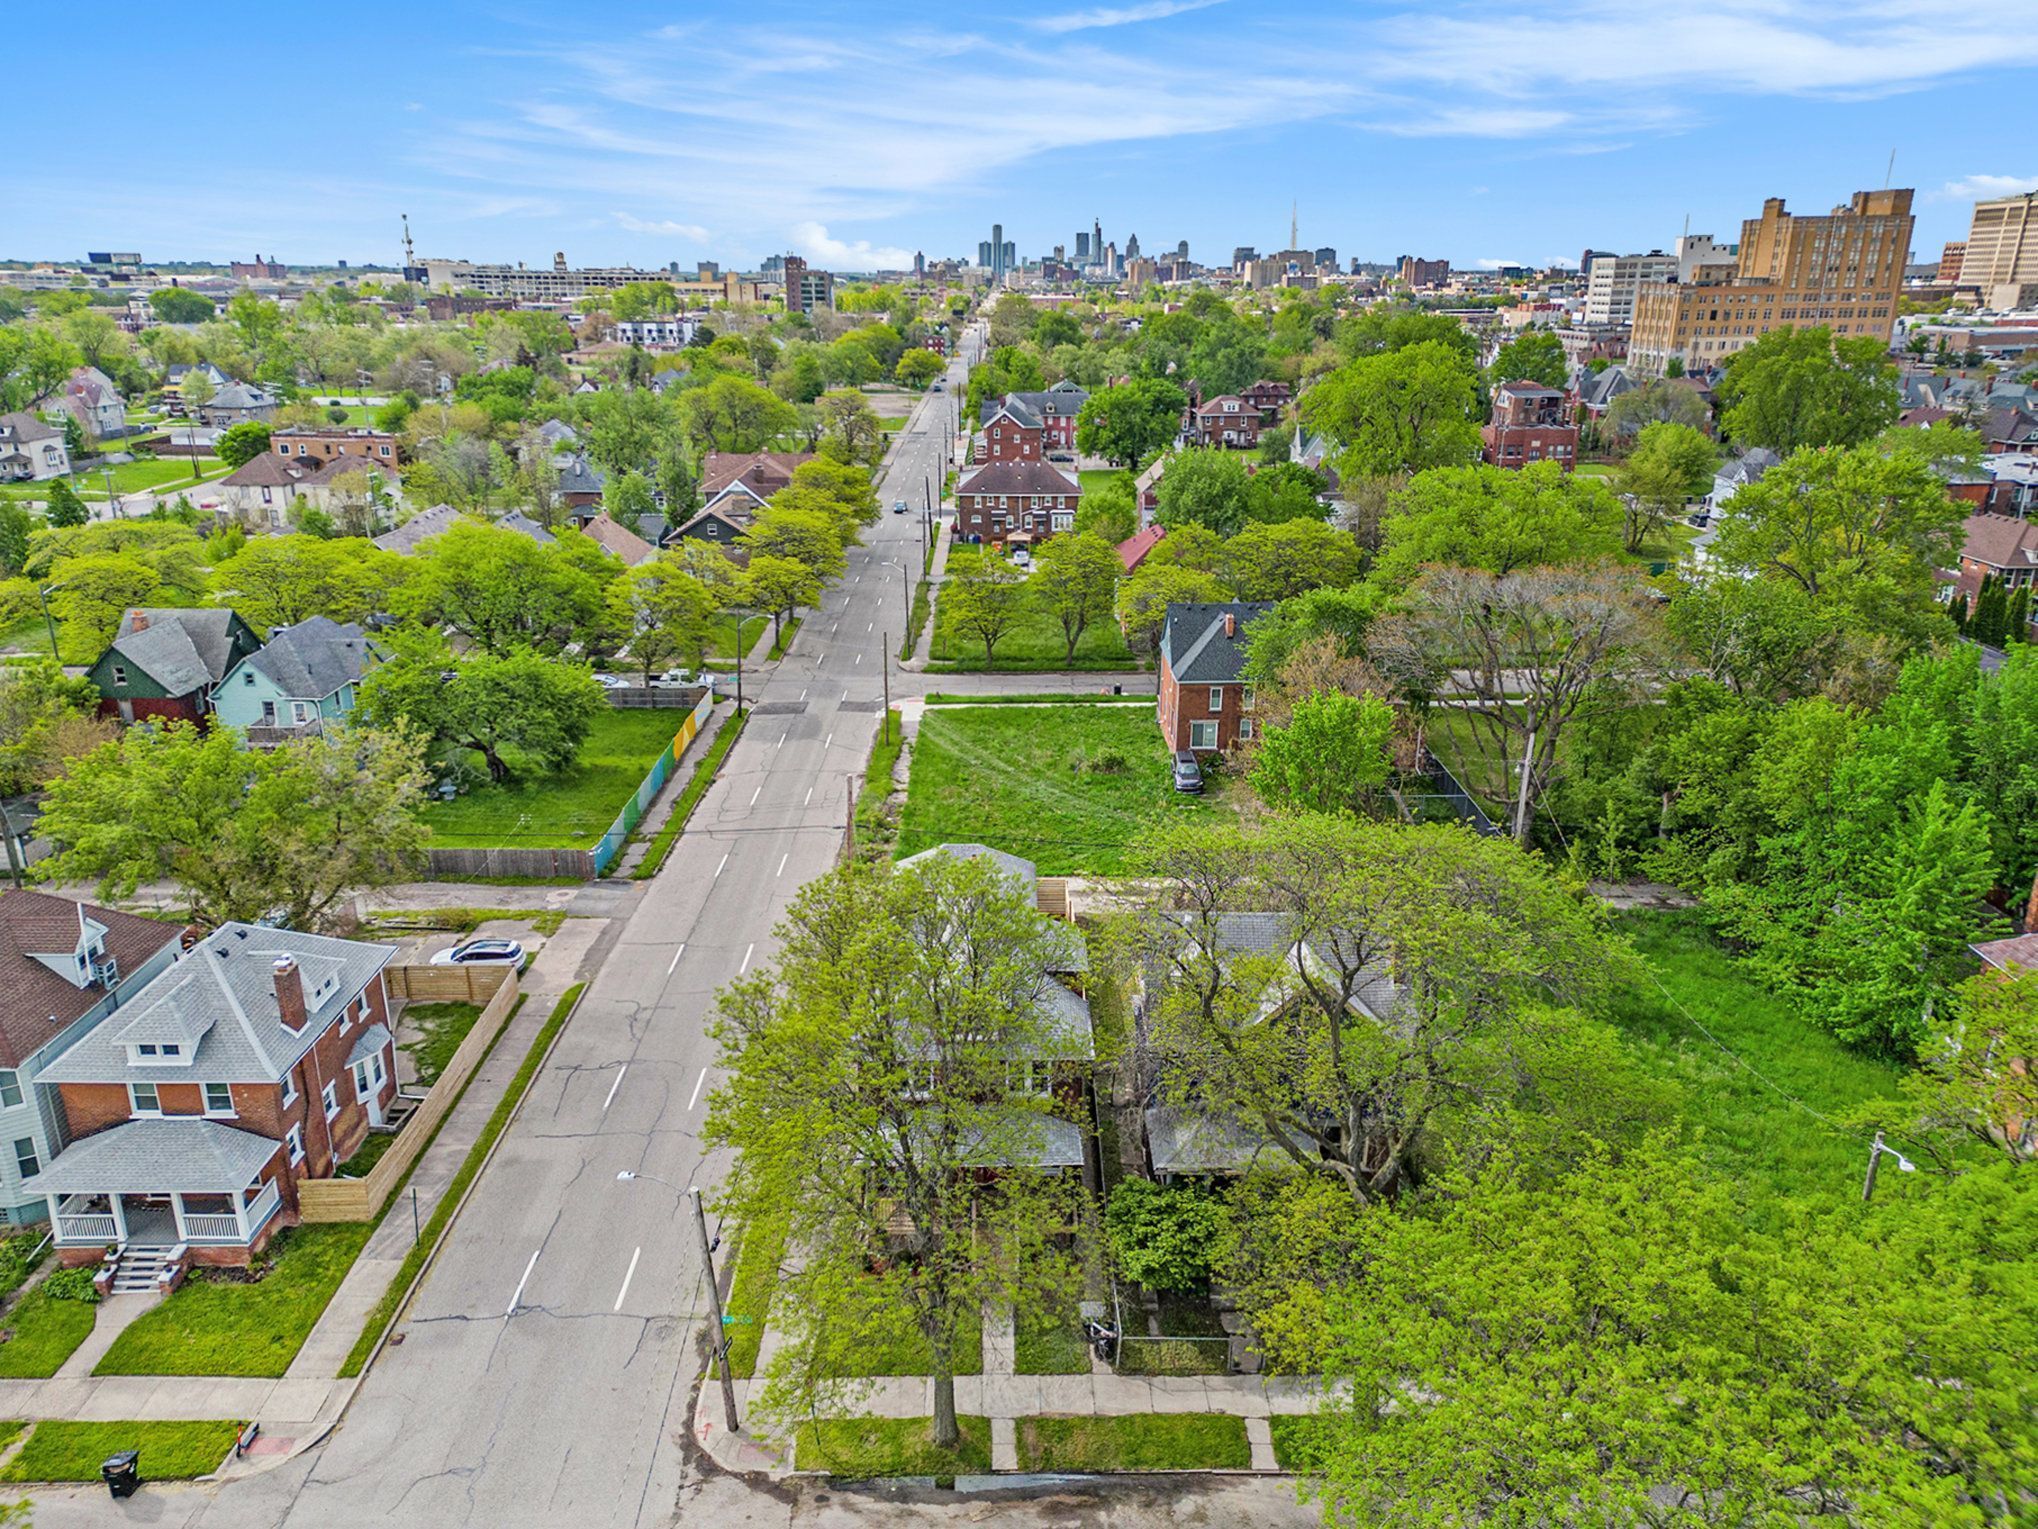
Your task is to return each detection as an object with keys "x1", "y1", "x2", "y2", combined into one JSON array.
[{"x1": 297, "y1": 966, "x2": 521, "y2": 1223}]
